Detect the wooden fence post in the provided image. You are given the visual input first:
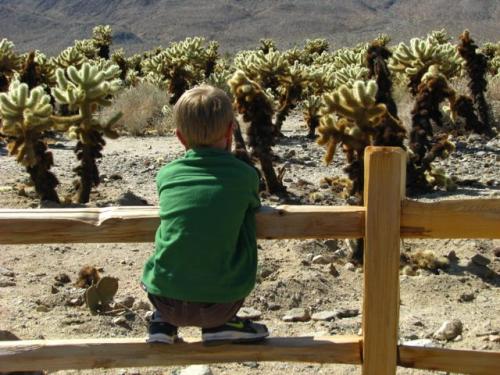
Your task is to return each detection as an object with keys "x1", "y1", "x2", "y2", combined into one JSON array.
[{"x1": 362, "y1": 147, "x2": 406, "y2": 375}]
